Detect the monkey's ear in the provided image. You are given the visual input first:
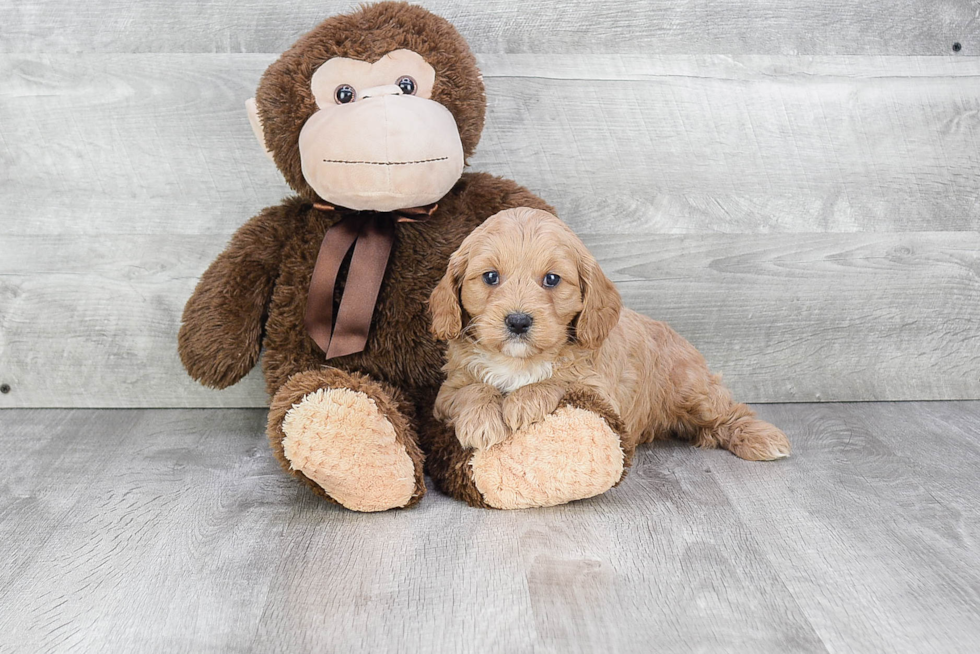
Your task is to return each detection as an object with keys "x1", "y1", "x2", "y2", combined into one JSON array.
[{"x1": 245, "y1": 98, "x2": 275, "y2": 162}]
